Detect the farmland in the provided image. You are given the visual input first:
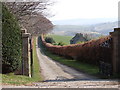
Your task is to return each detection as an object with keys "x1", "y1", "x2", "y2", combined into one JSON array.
[{"x1": 47, "y1": 34, "x2": 72, "y2": 45}]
